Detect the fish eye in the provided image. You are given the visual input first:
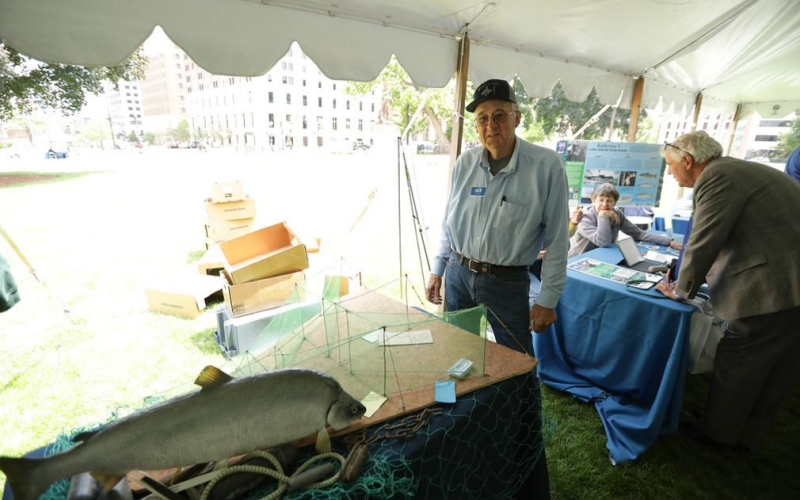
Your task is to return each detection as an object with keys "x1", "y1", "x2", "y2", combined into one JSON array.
[{"x1": 350, "y1": 405, "x2": 359, "y2": 414}]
